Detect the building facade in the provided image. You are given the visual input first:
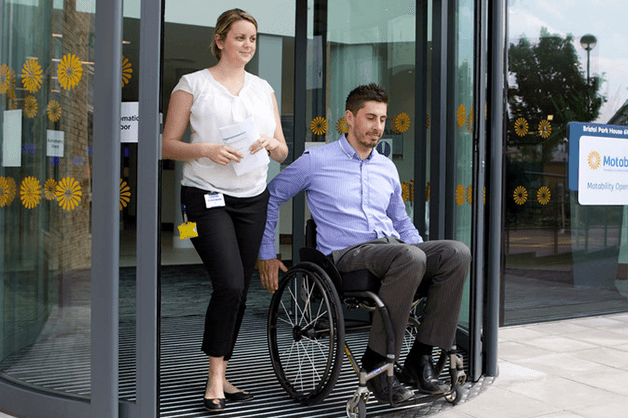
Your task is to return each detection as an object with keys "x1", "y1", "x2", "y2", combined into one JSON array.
[{"x1": 1, "y1": 0, "x2": 625, "y2": 417}]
